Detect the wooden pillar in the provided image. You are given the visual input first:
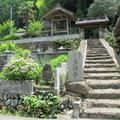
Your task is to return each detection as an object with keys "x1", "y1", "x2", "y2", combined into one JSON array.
[
  {"x1": 70, "y1": 20, "x2": 72, "y2": 34},
  {"x1": 51, "y1": 19, "x2": 54, "y2": 36},
  {"x1": 66, "y1": 17, "x2": 69, "y2": 35}
]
